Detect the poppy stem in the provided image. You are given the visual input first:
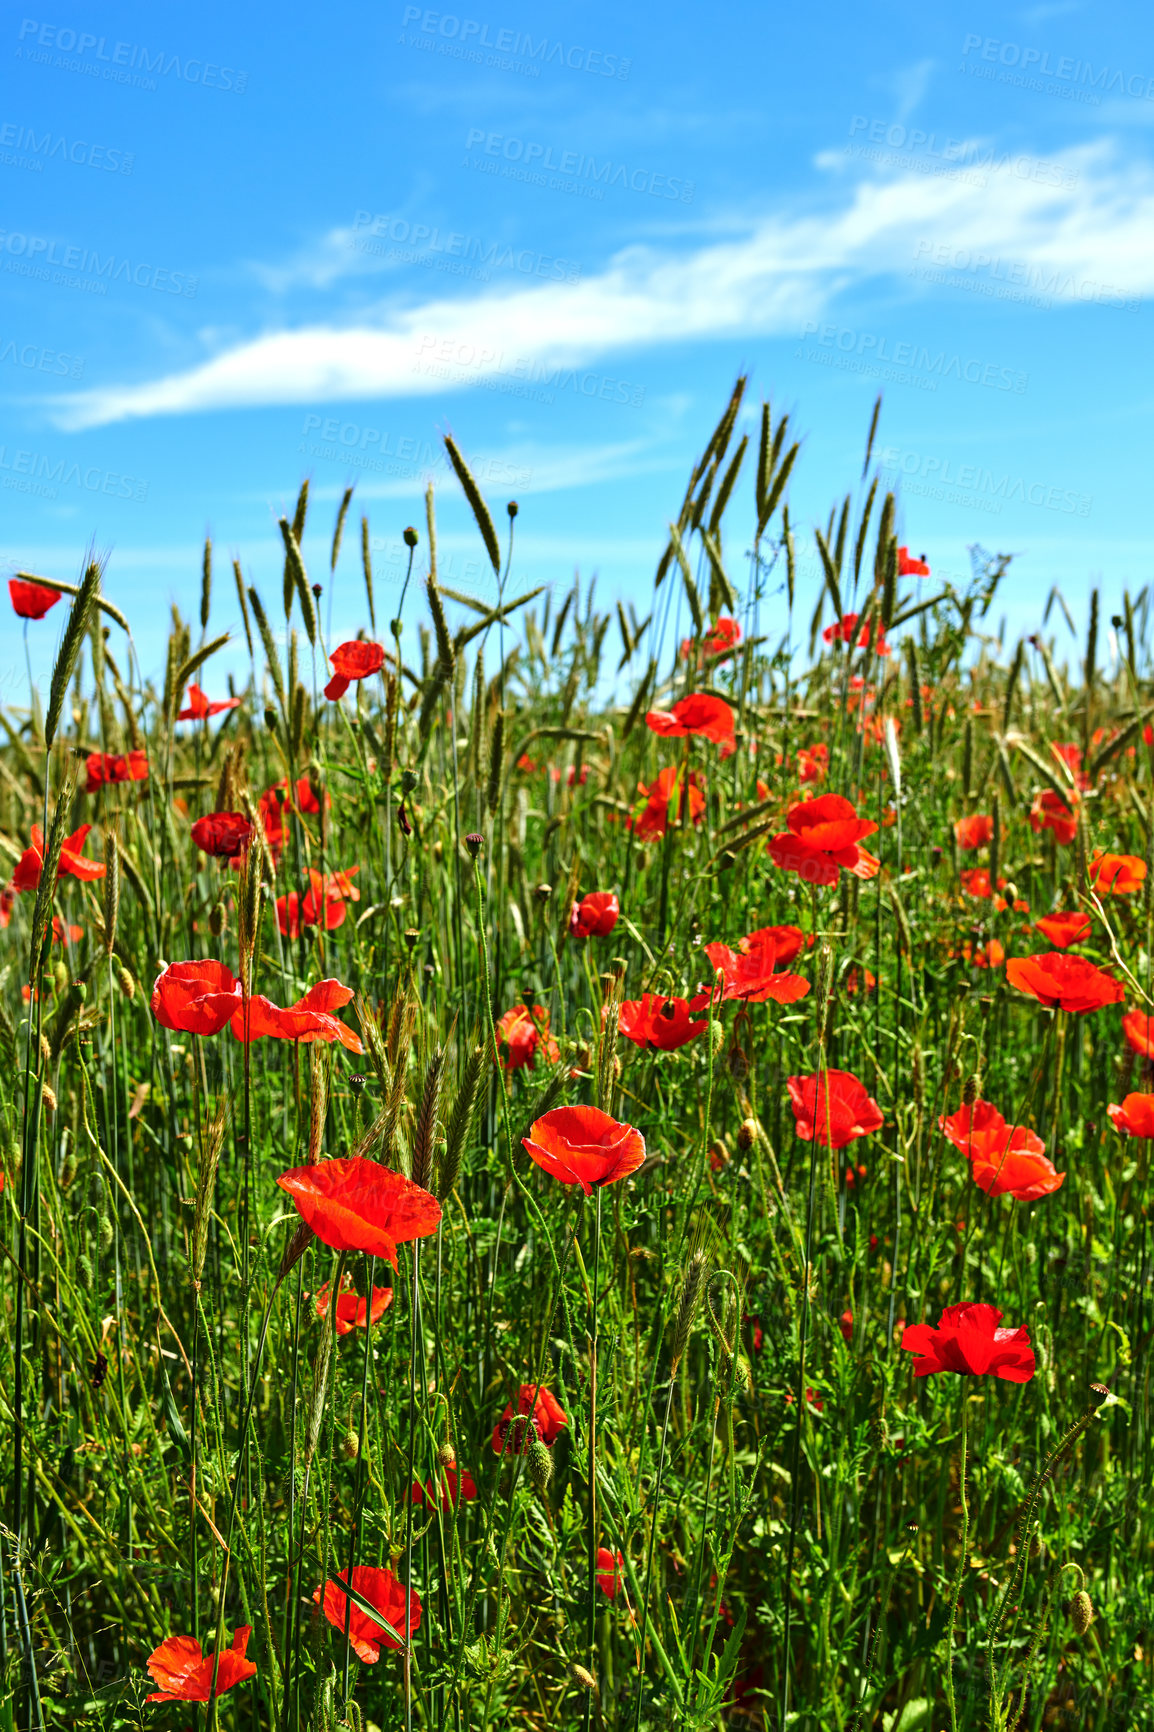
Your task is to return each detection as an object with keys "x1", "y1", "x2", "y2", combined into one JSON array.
[
  {"x1": 942, "y1": 1393, "x2": 969, "y2": 1732},
  {"x1": 584, "y1": 1188, "x2": 602, "y2": 1732}
]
